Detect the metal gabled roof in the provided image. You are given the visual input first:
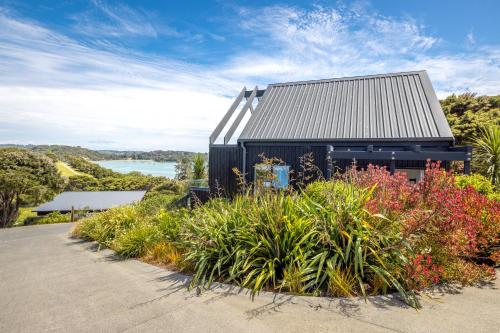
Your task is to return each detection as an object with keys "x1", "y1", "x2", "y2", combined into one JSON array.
[
  {"x1": 238, "y1": 70, "x2": 453, "y2": 142},
  {"x1": 33, "y1": 191, "x2": 146, "y2": 212}
]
